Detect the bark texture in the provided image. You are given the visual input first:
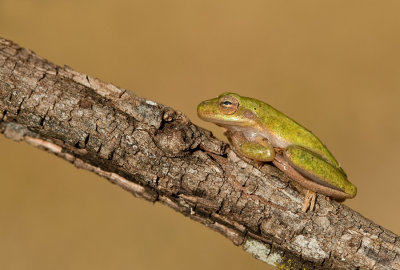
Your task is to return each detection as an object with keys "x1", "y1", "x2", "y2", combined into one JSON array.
[{"x1": 0, "y1": 37, "x2": 399, "y2": 270}]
